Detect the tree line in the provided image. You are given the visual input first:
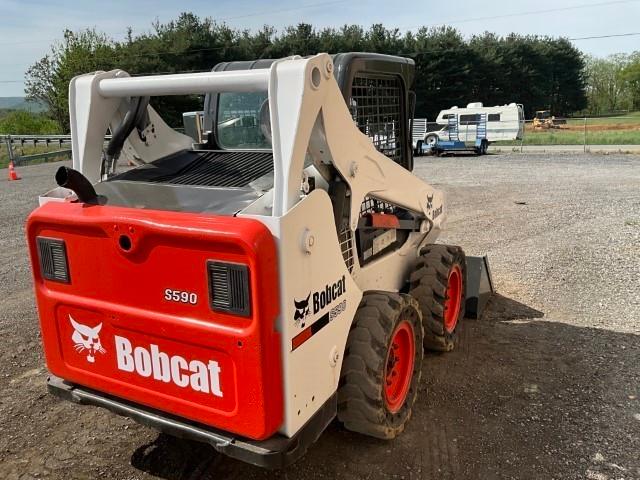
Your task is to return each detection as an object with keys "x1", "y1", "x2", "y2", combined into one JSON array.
[
  {"x1": 0, "y1": 109, "x2": 60, "y2": 135},
  {"x1": 584, "y1": 53, "x2": 640, "y2": 115},
  {"x1": 25, "y1": 12, "x2": 591, "y2": 132}
]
